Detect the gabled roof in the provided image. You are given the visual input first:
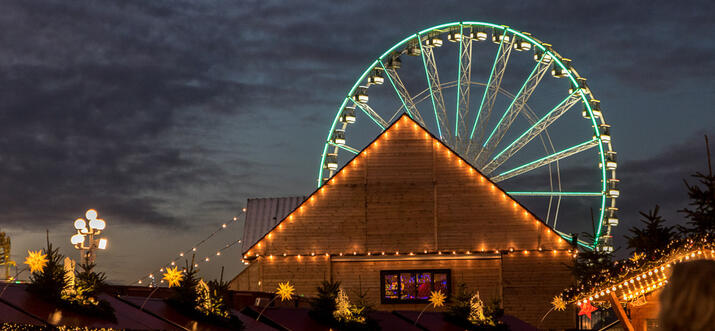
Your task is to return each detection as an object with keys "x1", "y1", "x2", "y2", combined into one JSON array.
[{"x1": 242, "y1": 114, "x2": 562, "y2": 256}]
